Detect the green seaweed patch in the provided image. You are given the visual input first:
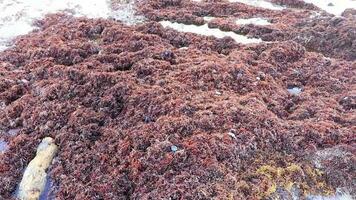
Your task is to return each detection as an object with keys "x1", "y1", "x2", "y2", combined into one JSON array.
[
  {"x1": 236, "y1": 161, "x2": 335, "y2": 199},
  {"x1": 253, "y1": 163, "x2": 334, "y2": 198}
]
